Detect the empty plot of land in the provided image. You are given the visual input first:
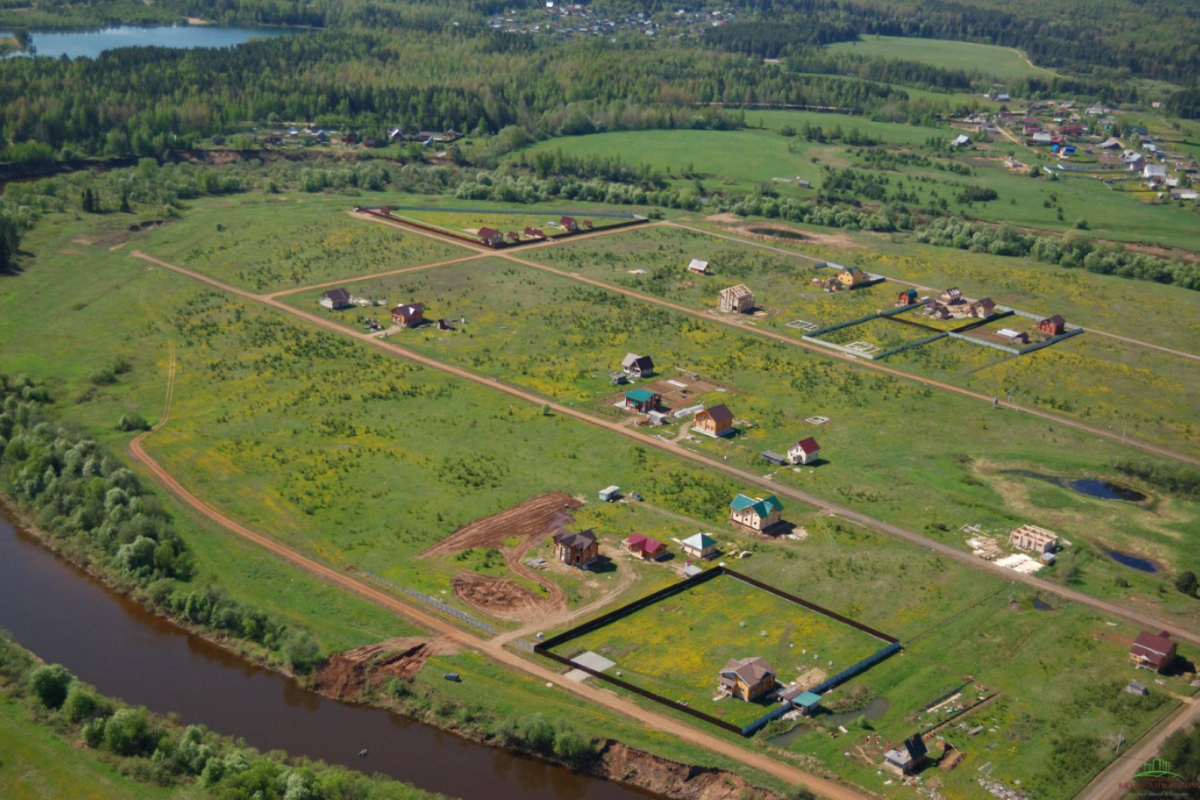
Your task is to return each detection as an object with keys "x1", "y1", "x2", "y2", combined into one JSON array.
[
  {"x1": 452, "y1": 572, "x2": 558, "y2": 623},
  {"x1": 417, "y1": 492, "x2": 581, "y2": 559}
]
